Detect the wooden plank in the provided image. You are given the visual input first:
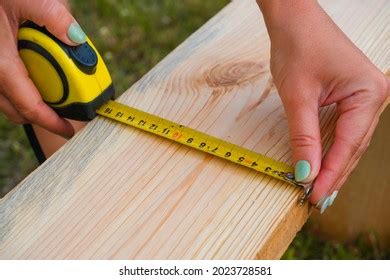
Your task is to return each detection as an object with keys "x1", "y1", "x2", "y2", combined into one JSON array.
[{"x1": 0, "y1": 0, "x2": 388, "y2": 259}]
